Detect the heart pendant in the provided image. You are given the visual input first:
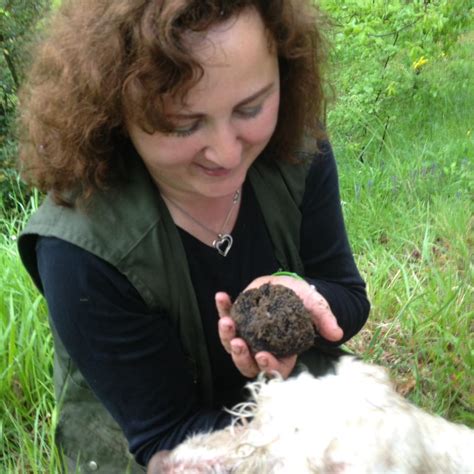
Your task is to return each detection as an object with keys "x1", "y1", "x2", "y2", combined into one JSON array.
[{"x1": 213, "y1": 234, "x2": 233, "y2": 257}]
